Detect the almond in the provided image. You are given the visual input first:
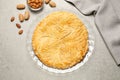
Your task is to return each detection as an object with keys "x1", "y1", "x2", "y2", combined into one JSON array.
[
  {"x1": 10, "y1": 16, "x2": 15, "y2": 22},
  {"x1": 24, "y1": 11, "x2": 30, "y2": 20},
  {"x1": 16, "y1": 23, "x2": 21, "y2": 29},
  {"x1": 17, "y1": 4, "x2": 25, "y2": 10},
  {"x1": 49, "y1": 1, "x2": 56, "y2": 7},
  {"x1": 18, "y1": 30, "x2": 23, "y2": 35},
  {"x1": 19, "y1": 14, "x2": 24, "y2": 22},
  {"x1": 45, "y1": 0, "x2": 51, "y2": 4}
]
